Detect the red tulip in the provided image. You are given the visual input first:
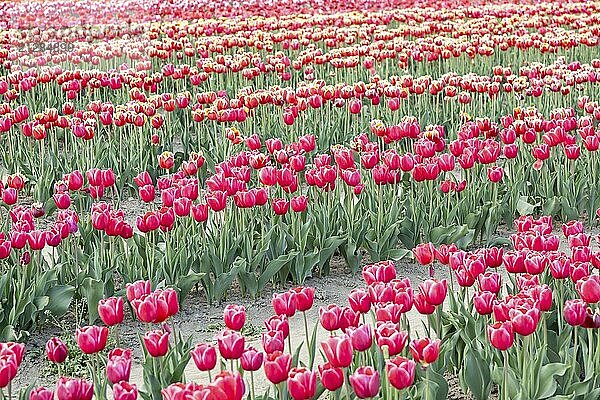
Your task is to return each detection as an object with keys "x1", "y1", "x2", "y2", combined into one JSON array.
[
  {"x1": 191, "y1": 343, "x2": 217, "y2": 371},
  {"x1": 418, "y1": 279, "x2": 447, "y2": 306},
  {"x1": 321, "y1": 335, "x2": 353, "y2": 368},
  {"x1": 262, "y1": 330, "x2": 285, "y2": 354},
  {"x1": 386, "y1": 356, "x2": 416, "y2": 390},
  {"x1": 348, "y1": 288, "x2": 371, "y2": 314},
  {"x1": 113, "y1": 382, "x2": 137, "y2": 400},
  {"x1": 223, "y1": 304, "x2": 246, "y2": 331},
  {"x1": 217, "y1": 329, "x2": 245, "y2": 360},
  {"x1": 413, "y1": 243, "x2": 435, "y2": 265},
  {"x1": 318, "y1": 363, "x2": 344, "y2": 391},
  {"x1": 131, "y1": 293, "x2": 169, "y2": 324},
  {"x1": 473, "y1": 291, "x2": 496, "y2": 315},
  {"x1": 264, "y1": 315, "x2": 289, "y2": 338},
  {"x1": 487, "y1": 166, "x2": 503, "y2": 182},
  {"x1": 240, "y1": 347, "x2": 263, "y2": 372},
  {"x1": 0, "y1": 354, "x2": 17, "y2": 389},
  {"x1": 126, "y1": 280, "x2": 151, "y2": 302},
  {"x1": 29, "y1": 387, "x2": 54, "y2": 400},
  {"x1": 564, "y1": 299, "x2": 587, "y2": 326},
  {"x1": 143, "y1": 330, "x2": 169, "y2": 357},
  {"x1": 509, "y1": 307, "x2": 540, "y2": 336},
  {"x1": 212, "y1": 371, "x2": 246, "y2": 400},
  {"x1": 477, "y1": 272, "x2": 502, "y2": 294},
  {"x1": 487, "y1": 322, "x2": 514, "y2": 350},
  {"x1": 362, "y1": 261, "x2": 396, "y2": 284},
  {"x1": 287, "y1": 367, "x2": 317, "y2": 400},
  {"x1": 264, "y1": 351, "x2": 292, "y2": 384},
  {"x1": 158, "y1": 151, "x2": 175, "y2": 170},
  {"x1": 56, "y1": 378, "x2": 93, "y2": 400},
  {"x1": 409, "y1": 338, "x2": 440, "y2": 366},
  {"x1": 290, "y1": 287, "x2": 315, "y2": 312},
  {"x1": 576, "y1": 275, "x2": 600, "y2": 303},
  {"x1": 45, "y1": 337, "x2": 68, "y2": 363},
  {"x1": 346, "y1": 324, "x2": 372, "y2": 352},
  {"x1": 349, "y1": 366, "x2": 380, "y2": 399},
  {"x1": 106, "y1": 348, "x2": 132, "y2": 384},
  {"x1": 375, "y1": 322, "x2": 408, "y2": 356},
  {"x1": 413, "y1": 292, "x2": 436, "y2": 314},
  {"x1": 319, "y1": 305, "x2": 342, "y2": 332},
  {"x1": 290, "y1": 196, "x2": 308, "y2": 212},
  {"x1": 98, "y1": 297, "x2": 124, "y2": 326},
  {"x1": 75, "y1": 326, "x2": 108, "y2": 354},
  {"x1": 272, "y1": 291, "x2": 297, "y2": 317},
  {"x1": 272, "y1": 198, "x2": 290, "y2": 215},
  {"x1": 53, "y1": 193, "x2": 71, "y2": 209}
]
